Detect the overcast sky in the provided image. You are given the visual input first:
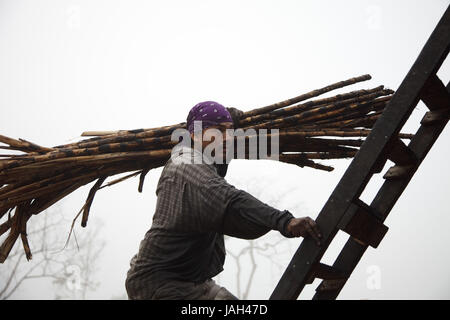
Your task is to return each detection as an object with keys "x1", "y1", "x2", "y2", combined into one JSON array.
[{"x1": 1, "y1": 0, "x2": 449, "y2": 299}]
